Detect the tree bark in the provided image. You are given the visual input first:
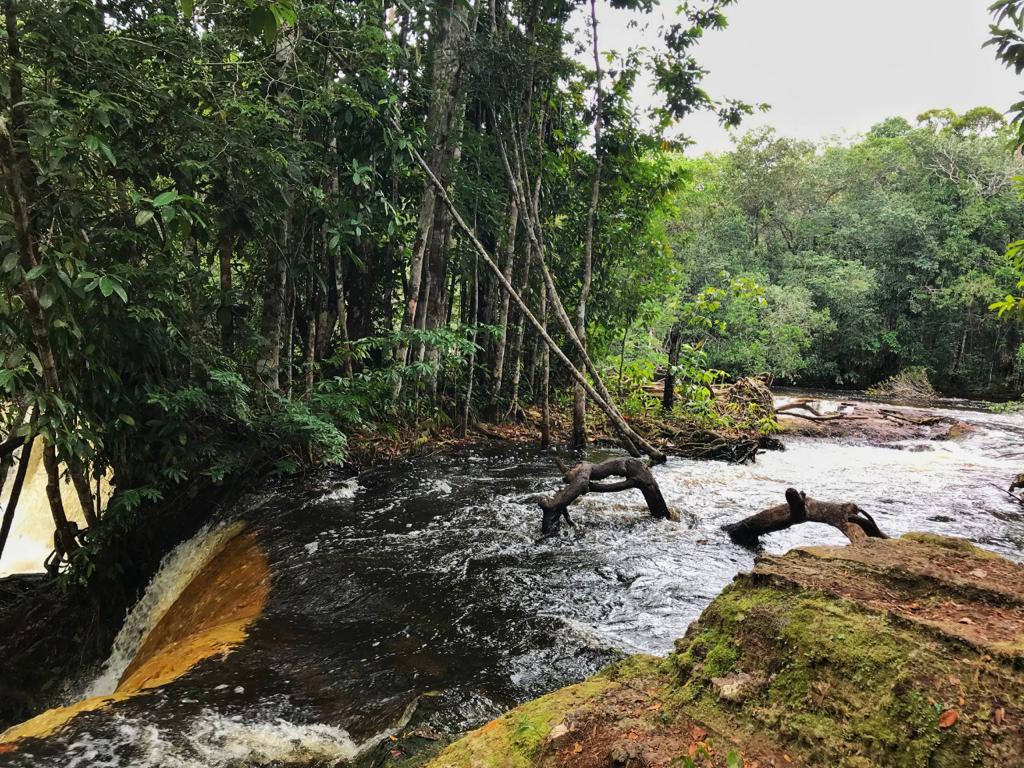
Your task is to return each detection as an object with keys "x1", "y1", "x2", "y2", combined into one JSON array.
[
  {"x1": 218, "y1": 228, "x2": 235, "y2": 353},
  {"x1": 723, "y1": 488, "x2": 888, "y2": 546},
  {"x1": 662, "y1": 322, "x2": 683, "y2": 413},
  {"x1": 0, "y1": 436, "x2": 32, "y2": 563},
  {"x1": 572, "y1": 0, "x2": 604, "y2": 450},
  {"x1": 412, "y1": 142, "x2": 665, "y2": 462},
  {"x1": 257, "y1": 237, "x2": 288, "y2": 392},
  {"x1": 539, "y1": 457, "x2": 673, "y2": 535},
  {"x1": 539, "y1": 279, "x2": 551, "y2": 450},
  {"x1": 393, "y1": 0, "x2": 471, "y2": 396},
  {"x1": 491, "y1": 195, "x2": 519, "y2": 401}
]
